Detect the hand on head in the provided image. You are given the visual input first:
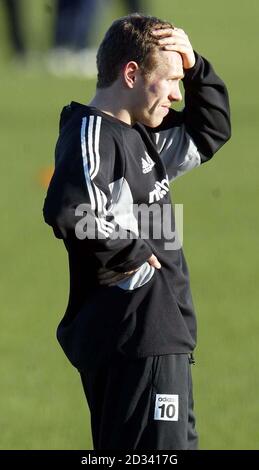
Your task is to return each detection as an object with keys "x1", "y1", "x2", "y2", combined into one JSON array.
[{"x1": 152, "y1": 27, "x2": 196, "y2": 70}]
